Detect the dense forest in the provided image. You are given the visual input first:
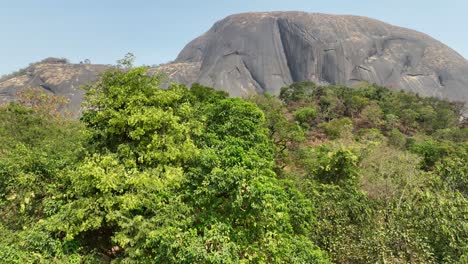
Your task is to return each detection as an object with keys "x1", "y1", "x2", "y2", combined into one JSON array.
[{"x1": 1, "y1": 58, "x2": 467, "y2": 263}]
